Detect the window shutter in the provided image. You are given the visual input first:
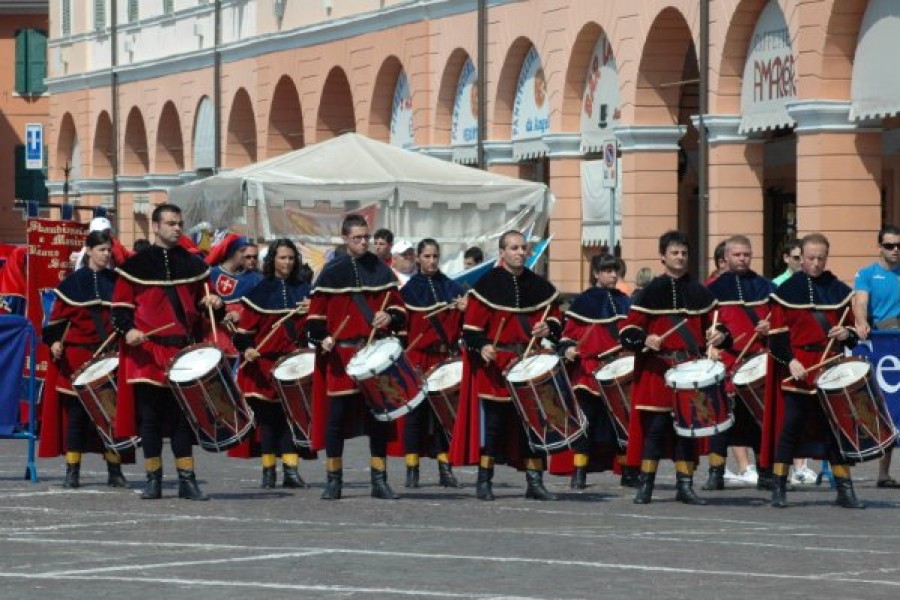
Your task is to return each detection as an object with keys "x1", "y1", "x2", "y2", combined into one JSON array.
[
  {"x1": 128, "y1": 0, "x2": 139, "y2": 23},
  {"x1": 62, "y1": 0, "x2": 71, "y2": 36},
  {"x1": 32, "y1": 146, "x2": 49, "y2": 202},
  {"x1": 15, "y1": 29, "x2": 27, "y2": 94},
  {"x1": 26, "y1": 30, "x2": 47, "y2": 95},
  {"x1": 94, "y1": 0, "x2": 106, "y2": 31}
]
